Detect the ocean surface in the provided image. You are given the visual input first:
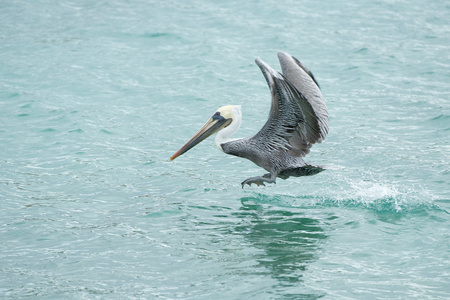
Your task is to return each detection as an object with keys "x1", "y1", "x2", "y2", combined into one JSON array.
[{"x1": 1, "y1": 0, "x2": 449, "y2": 299}]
